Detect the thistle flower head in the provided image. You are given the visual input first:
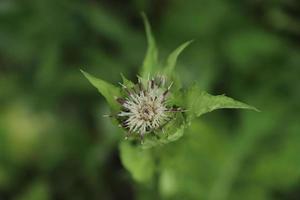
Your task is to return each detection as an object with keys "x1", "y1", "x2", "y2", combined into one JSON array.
[{"x1": 116, "y1": 76, "x2": 183, "y2": 137}]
